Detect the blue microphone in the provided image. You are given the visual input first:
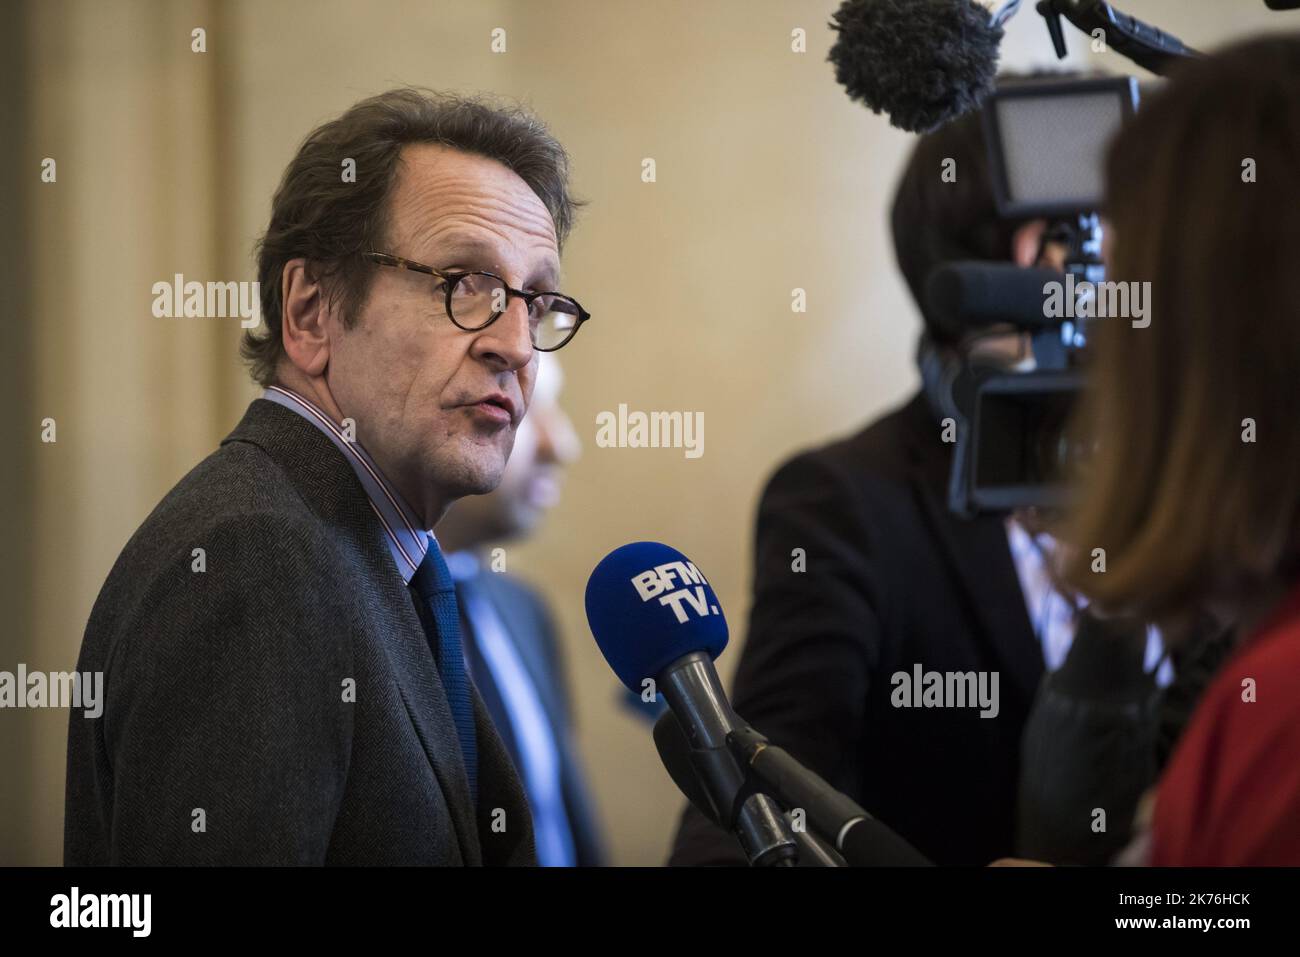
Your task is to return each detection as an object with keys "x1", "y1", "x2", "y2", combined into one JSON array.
[
  {"x1": 585, "y1": 541, "x2": 728, "y2": 694},
  {"x1": 585, "y1": 542, "x2": 796, "y2": 866}
]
